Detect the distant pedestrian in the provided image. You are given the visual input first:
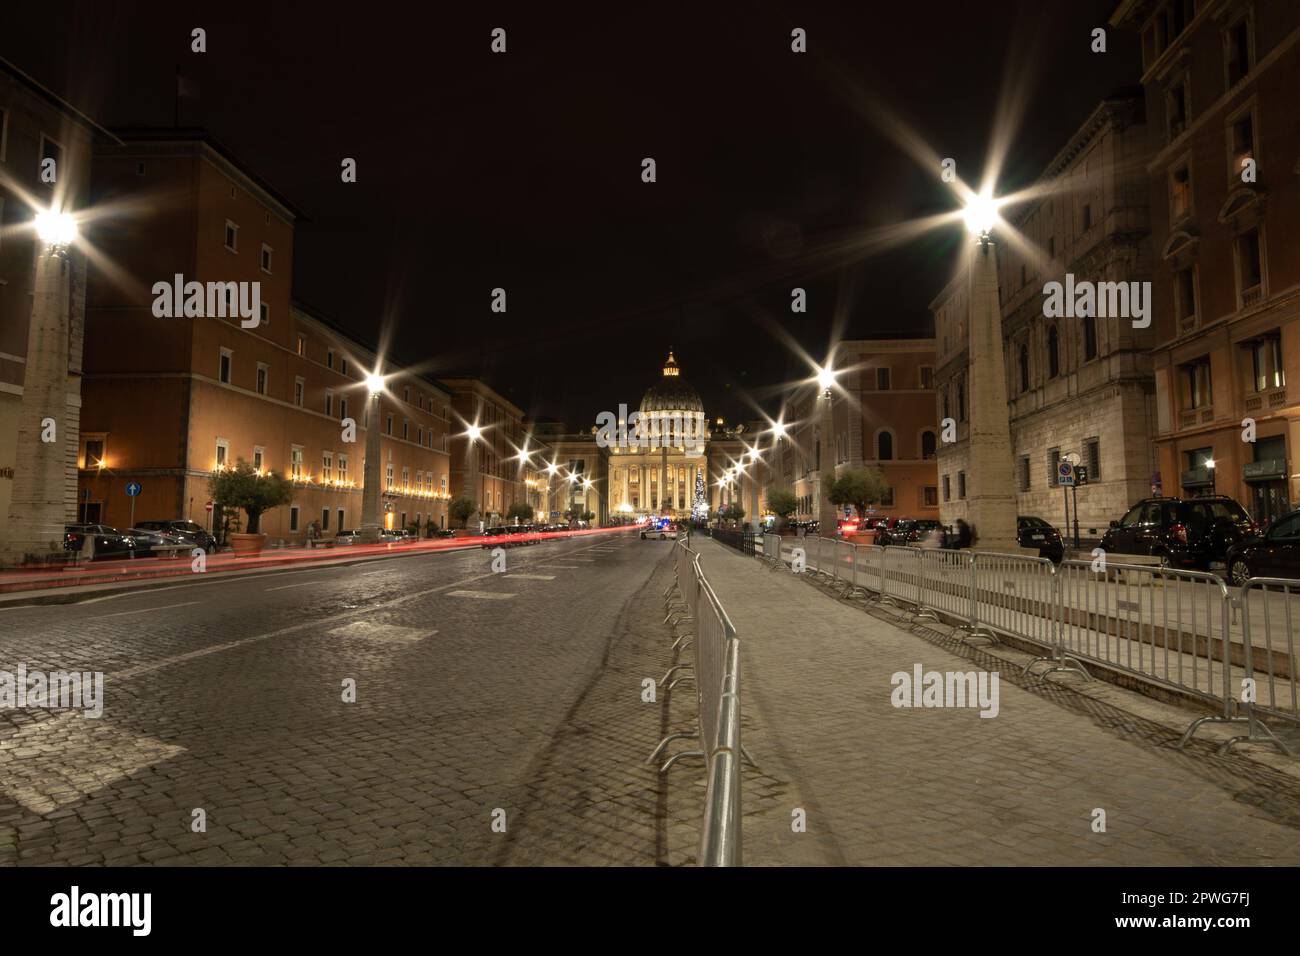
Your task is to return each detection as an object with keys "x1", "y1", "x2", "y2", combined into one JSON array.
[{"x1": 954, "y1": 519, "x2": 973, "y2": 550}]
